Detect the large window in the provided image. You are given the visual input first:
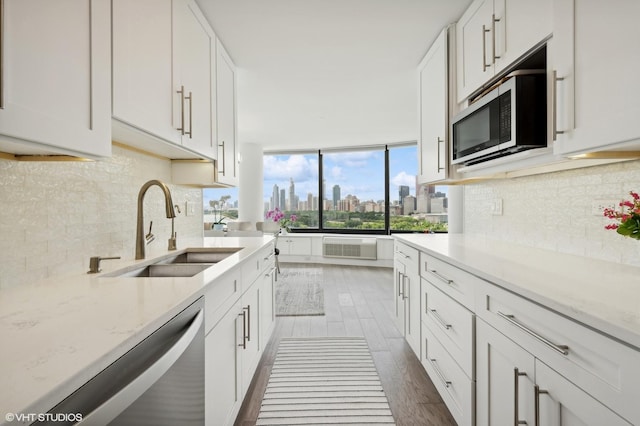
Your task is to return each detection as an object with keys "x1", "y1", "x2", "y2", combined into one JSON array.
[
  {"x1": 263, "y1": 153, "x2": 320, "y2": 229},
  {"x1": 263, "y1": 144, "x2": 448, "y2": 234},
  {"x1": 323, "y1": 148, "x2": 385, "y2": 230}
]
